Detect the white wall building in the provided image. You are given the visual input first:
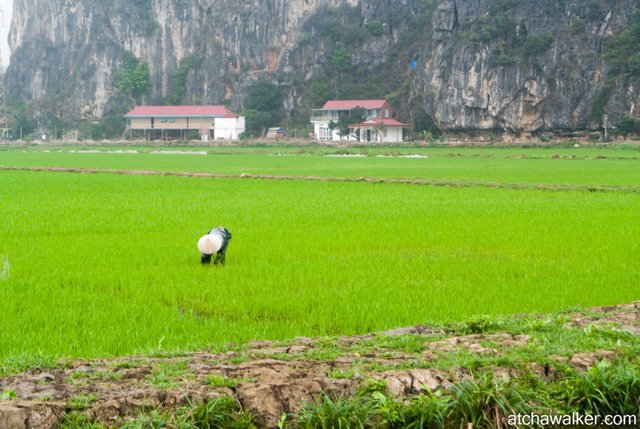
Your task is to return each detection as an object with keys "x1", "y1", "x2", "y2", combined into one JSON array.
[
  {"x1": 124, "y1": 105, "x2": 245, "y2": 140},
  {"x1": 310, "y1": 99, "x2": 411, "y2": 143}
]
